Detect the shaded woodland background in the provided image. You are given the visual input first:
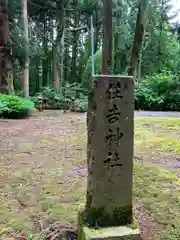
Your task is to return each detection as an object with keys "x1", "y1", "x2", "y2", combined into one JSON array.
[{"x1": 0, "y1": 0, "x2": 180, "y2": 112}]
